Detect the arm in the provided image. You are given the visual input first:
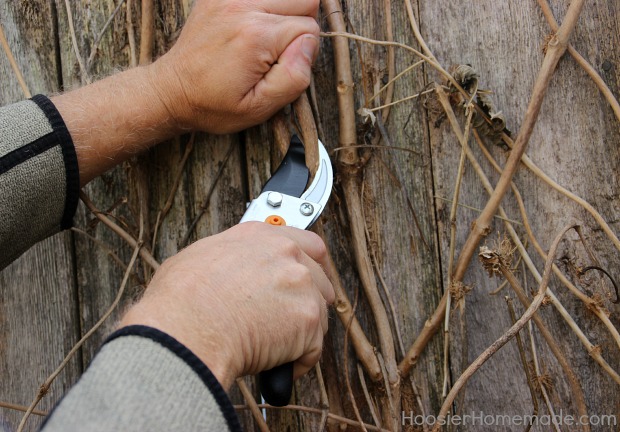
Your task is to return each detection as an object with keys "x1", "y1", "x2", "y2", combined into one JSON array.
[
  {"x1": 0, "y1": 0, "x2": 319, "y2": 265},
  {"x1": 52, "y1": 0, "x2": 320, "y2": 186},
  {"x1": 42, "y1": 223, "x2": 334, "y2": 432},
  {"x1": 11, "y1": 0, "x2": 333, "y2": 430}
]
